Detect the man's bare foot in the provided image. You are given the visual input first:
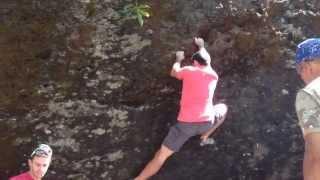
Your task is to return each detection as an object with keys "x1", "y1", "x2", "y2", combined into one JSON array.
[{"x1": 200, "y1": 134, "x2": 208, "y2": 142}]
